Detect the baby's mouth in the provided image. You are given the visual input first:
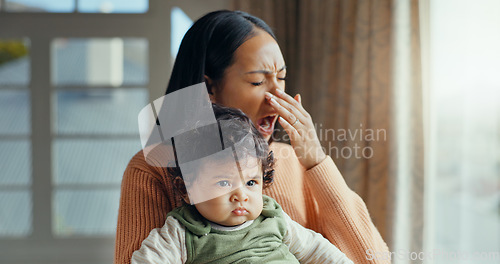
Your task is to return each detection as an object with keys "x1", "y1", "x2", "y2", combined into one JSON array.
[
  {"x1": 232, "y1": 207, "x2": 248, "y2": 216},
  {"x1": 256, "y1": 115, "x2": 277, "y2": 136}
]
